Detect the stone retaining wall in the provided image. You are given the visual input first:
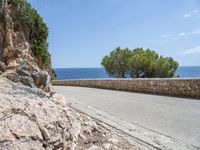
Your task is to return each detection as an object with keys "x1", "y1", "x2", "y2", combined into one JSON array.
[{"x1": 52, "y1": 78, "x2": 200, "y2": 98}]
